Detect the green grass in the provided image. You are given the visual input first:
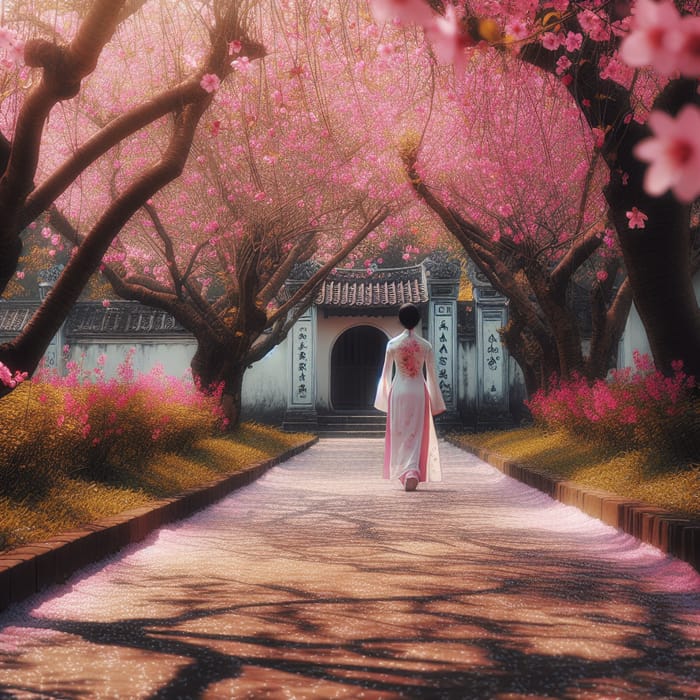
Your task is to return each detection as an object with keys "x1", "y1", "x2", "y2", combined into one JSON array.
[
  {"x1": 451, "y1": 427, "x2": 700, "y2": 519},
  {"x1": 0, "y1": 422, "x2": 312, "y2": 553}
]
